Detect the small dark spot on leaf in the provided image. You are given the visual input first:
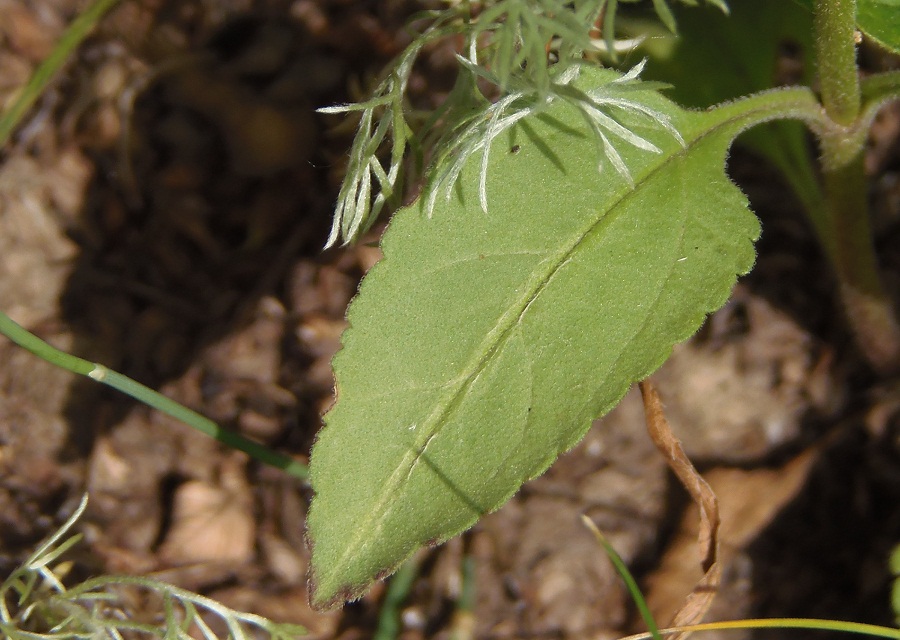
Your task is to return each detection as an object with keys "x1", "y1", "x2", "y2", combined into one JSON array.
[{"x1": 510, "y1": 144, "x2": 521, "y2": 154}]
